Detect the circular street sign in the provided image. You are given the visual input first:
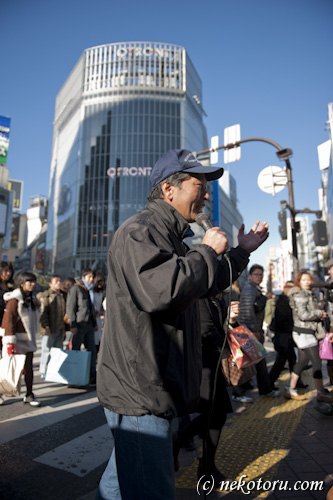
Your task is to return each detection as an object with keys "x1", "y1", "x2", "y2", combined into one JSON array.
[{"x1": 257, "y1": 166, "x2": 287, "y2": 196}]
